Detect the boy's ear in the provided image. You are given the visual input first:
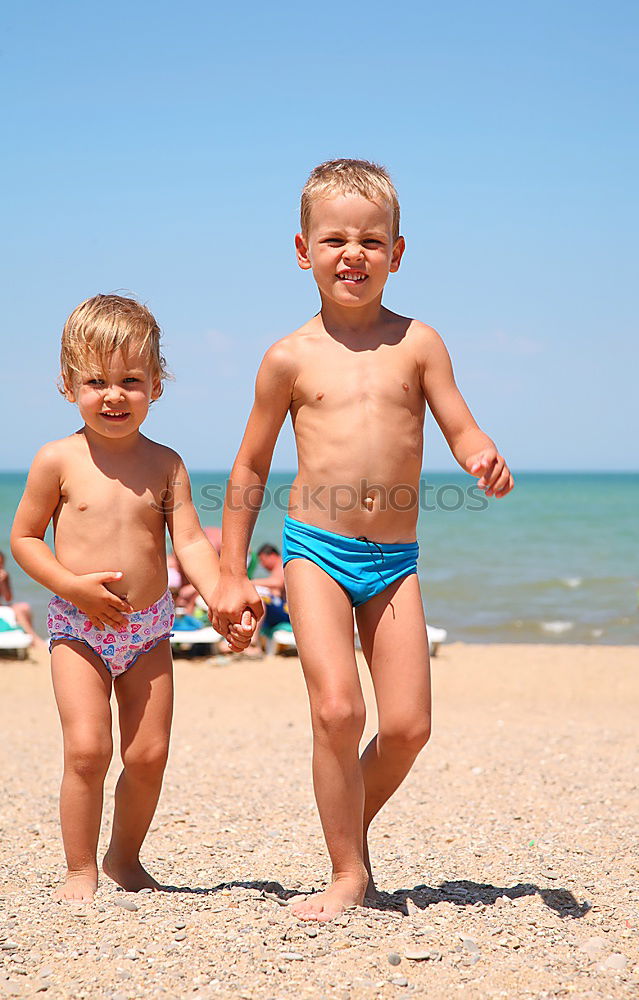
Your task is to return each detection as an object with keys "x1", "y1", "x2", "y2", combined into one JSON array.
[
  {"x1": 389, "y1": 236, "x2": 406, "y2": 274},
  {"x1": 295, "y1": 233, "x2": 313, "y2": 270},
  {"x1": 151, "y1": 377, "x2": 162, "y2": 401}
]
